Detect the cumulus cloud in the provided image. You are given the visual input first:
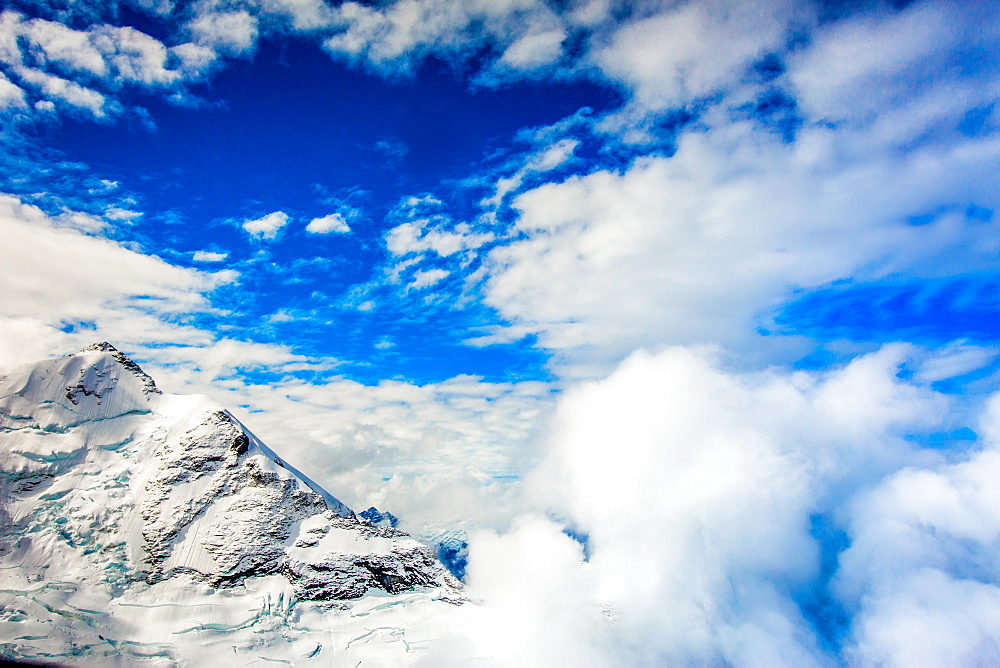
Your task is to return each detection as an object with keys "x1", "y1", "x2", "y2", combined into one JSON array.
[
  {"x1": 322, "y1": 0, "x2": 566, "y2": 75},
  {"x1": 455, "y1": 345, "x2": 995, "y2": 665},
  {"x1": 90, "y1": 25, "x2": 181, "y2": 86},
  {"x1": 186, "y1": 10, "x2": 258, "y2": 56},
  {"x1": 17, "y1": 68, "x2": 109, "y2": 117},
  {"x1": 305, "y1": 212, "x2": 351, "y2": 234},
  {"x1": 0, "y1": 71, "x2": 26, "y2": 110},
  {"x1": 384, "y1": 196, "x2": 494, "y2": 260},
  {"x1": 498, "y1": 29, "x2": 565, "y2": 69},
  {"x1": 242, "y1": 210, "x2": 289, "y2": 240},
  {"x1": 592, "y1": 0, "x2": 804, "y2": 119},
  {"x1": 386, "y1": 219, "x2": 493, "y2": 257},
  {"x1": 831, "y1": 392, "x2": 1000, "y2": 665},
  {"x1": 258, "y1": 0, "x2": 336, "y2": 31},
  {"x1": 21, "y1": 17, "x2": 108, "y2": 77}
]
